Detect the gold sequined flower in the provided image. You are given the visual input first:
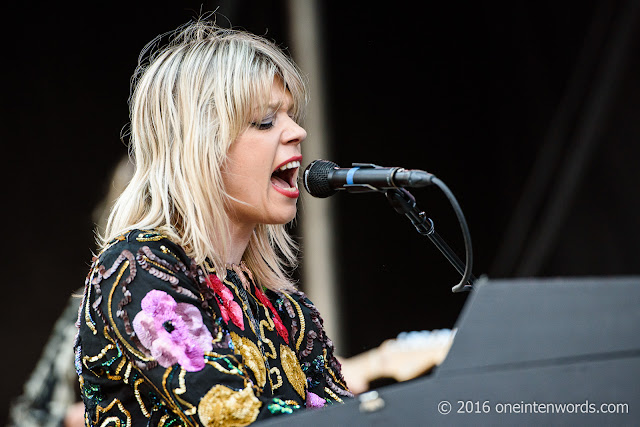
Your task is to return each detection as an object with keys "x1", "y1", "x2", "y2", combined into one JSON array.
[
  {"x1": 230, "y1": 332, "x2": 267, "y2": 387},
  {"x1": 198, "y1": 385, "x2": 261, "y2": 427},
  {"x1": 279, "y1": 344, "x2": 307, "y2": 398}
]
